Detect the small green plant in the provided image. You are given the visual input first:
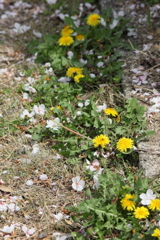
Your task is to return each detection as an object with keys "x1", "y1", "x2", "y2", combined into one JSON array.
[
  {"x1": 21, "y1": 85, "x2": 154, "y2": 165},
  {"x1": 24, "y1": 8, "x2": 153, "y2": 163},
  {"x1": 28, "y1": 7, "x2": 130, "y2": 85},
  {"x1": 69, "y1": 170, "x2": 160, "y2": 240}
]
